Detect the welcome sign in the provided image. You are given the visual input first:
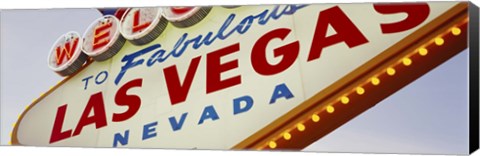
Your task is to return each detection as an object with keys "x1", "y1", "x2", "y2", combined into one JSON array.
[{"x1": 3, "y1": 1, "x2": 479, "y2": 154}]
